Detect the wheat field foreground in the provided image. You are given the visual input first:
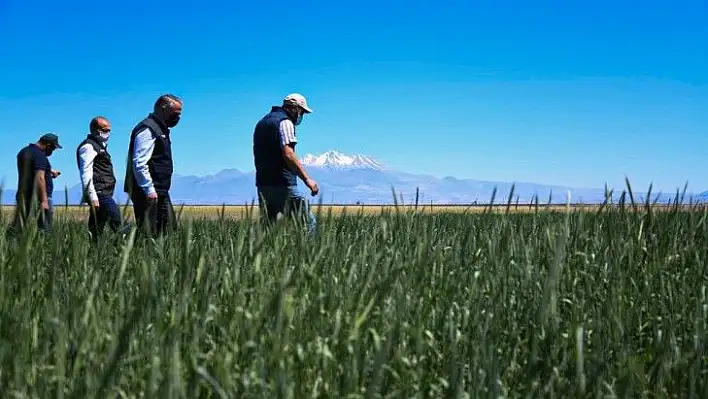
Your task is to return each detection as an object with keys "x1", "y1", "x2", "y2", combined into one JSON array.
[{"x1": 0, "y1": 204, "x2": 706, "y2": 397}]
